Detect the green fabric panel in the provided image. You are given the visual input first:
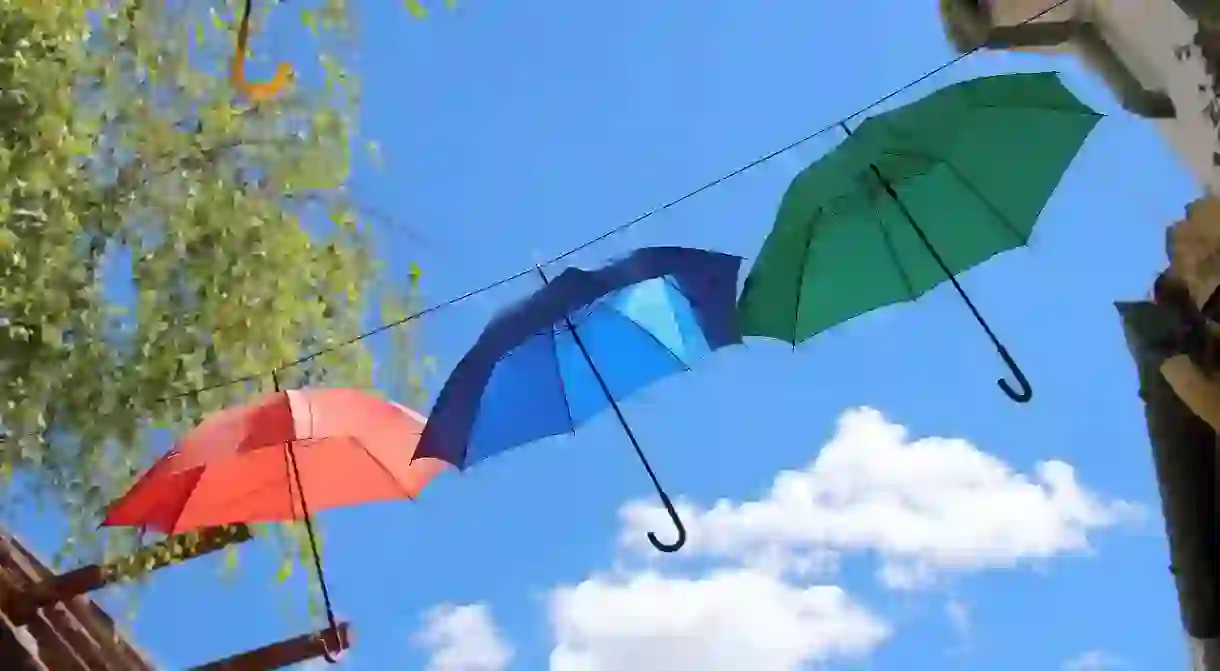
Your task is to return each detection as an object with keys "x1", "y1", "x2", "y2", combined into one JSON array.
[{"x1": 739, "y1": 72, "x2": 1102, "y2": 344}]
